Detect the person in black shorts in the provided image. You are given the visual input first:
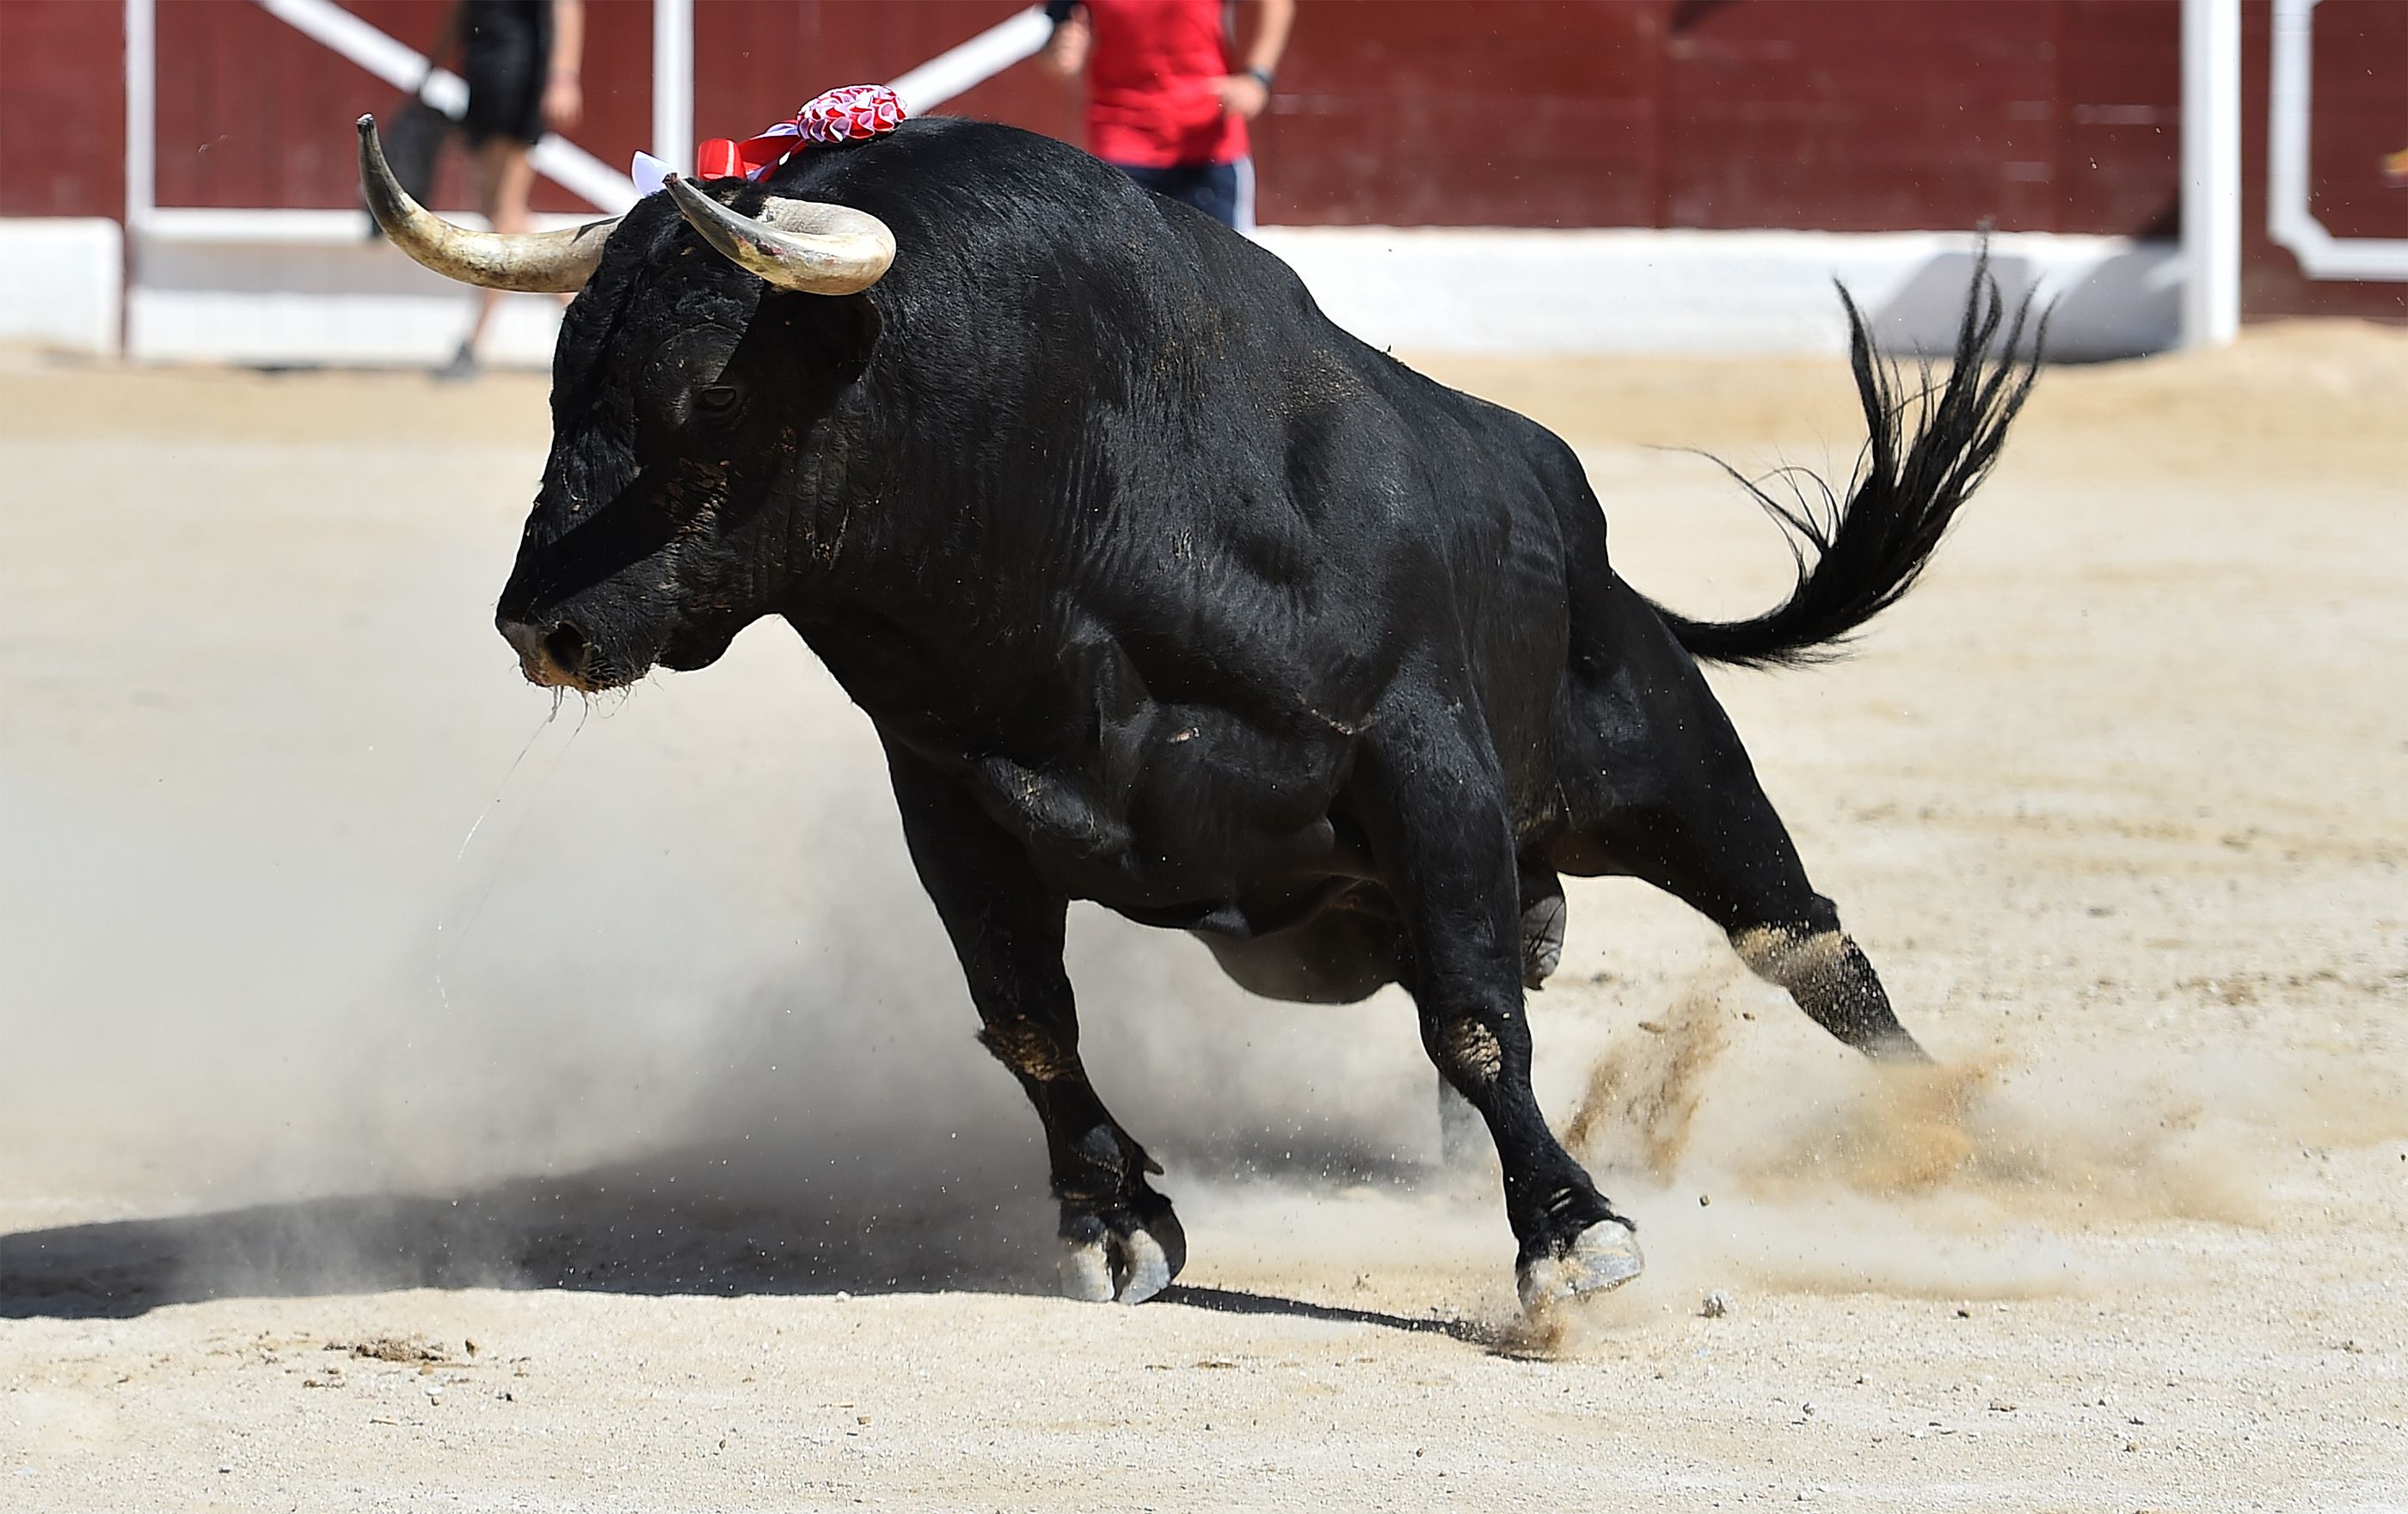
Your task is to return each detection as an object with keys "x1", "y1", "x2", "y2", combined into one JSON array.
[{"x1": 432, "y1": 0, "x2": 584, "y2": 378}]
